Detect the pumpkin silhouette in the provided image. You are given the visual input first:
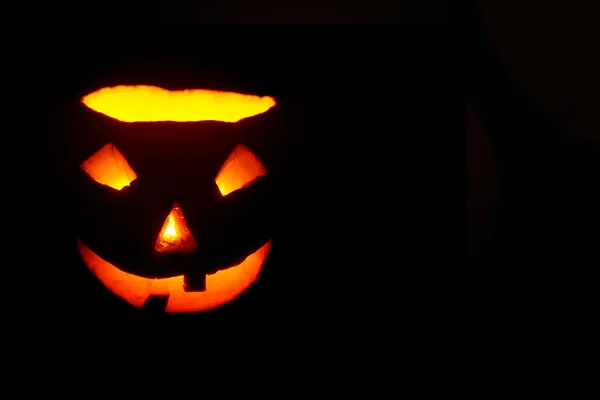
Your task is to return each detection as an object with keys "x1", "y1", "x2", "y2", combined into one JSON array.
[{"x1": 48, "y1": 59, "x2": 305, "y2": 313}]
